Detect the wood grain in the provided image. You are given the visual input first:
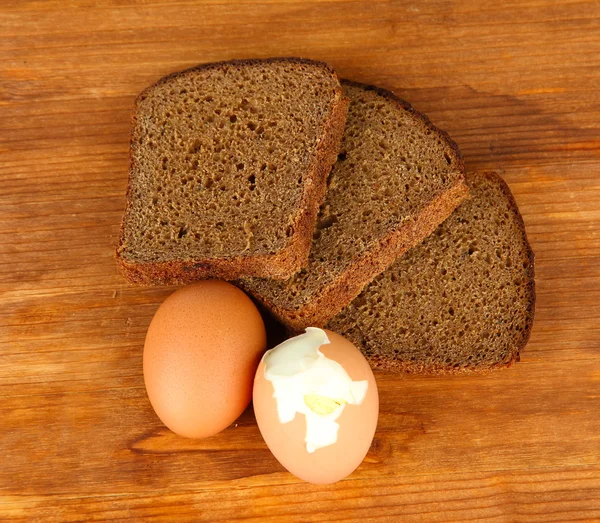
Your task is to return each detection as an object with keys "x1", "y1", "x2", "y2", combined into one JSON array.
[{"x1": 2, "y1": 0, "x2": 600, "y2": 520}]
